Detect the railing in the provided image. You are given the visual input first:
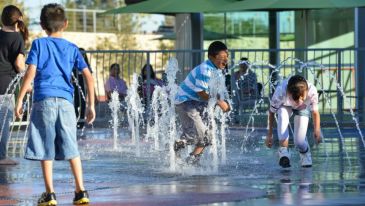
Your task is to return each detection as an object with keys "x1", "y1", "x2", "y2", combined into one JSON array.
[
  {"x1": 77, "y1": 48, "x2": 362, "y2": 125},
  {"x1": 6, "y1": 48, "x2": 364, "y2": 128},
  {"x1": 4, "y1": 48, "x2": 364, "y2": 159},
  {"x1": 64, "y1": 8, "x2": 115, "y2": 33}
]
